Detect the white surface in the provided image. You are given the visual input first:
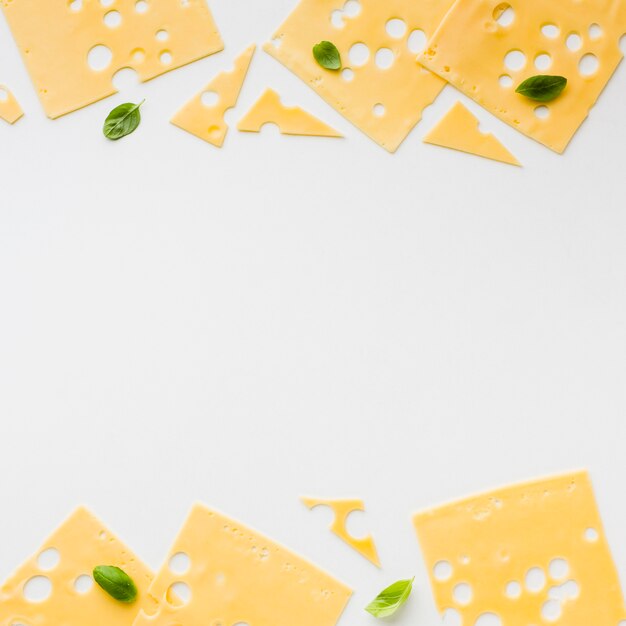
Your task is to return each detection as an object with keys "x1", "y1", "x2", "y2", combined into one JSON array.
[{"x1": 1, "y1": 2, "x2": 626, "y2": 625}]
